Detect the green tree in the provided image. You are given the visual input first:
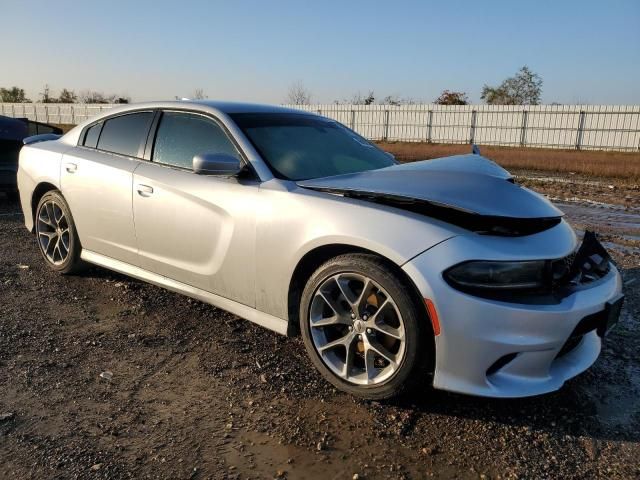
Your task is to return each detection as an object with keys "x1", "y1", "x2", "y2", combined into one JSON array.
[
  {"x1": 0, "y1": 86, "x2": 30, "y2": 102},
  {"x1": 434, "y1": 90, "x2": 469, "y2": 105},
  {"x1": 481, "y1": 66, "x2": 543, "y2": 105}
]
